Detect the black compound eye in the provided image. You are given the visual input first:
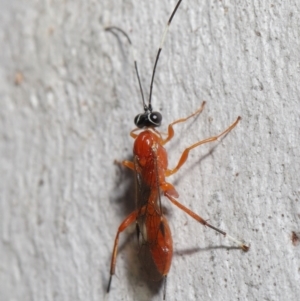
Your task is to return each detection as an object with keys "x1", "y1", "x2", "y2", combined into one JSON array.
[
  {"x1": 149, "y1": 112, "x2": 162, "y2": 127},
  {"x1": 134, "y1": 113, "x2": 146, "y2": 128}
]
